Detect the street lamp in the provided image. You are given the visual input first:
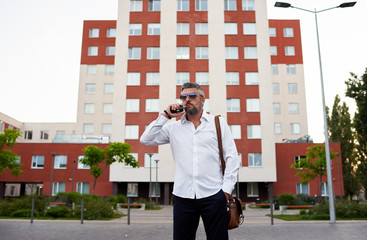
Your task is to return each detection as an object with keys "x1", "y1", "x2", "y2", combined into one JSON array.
[
  {"x1": 147, "y1": 153, "x2": 154, "y2": 209},
  {"x1": 71, "y1": 159, "x2": 77, "y2": 192},
  {"x1": 154, "y1": 159, "x2": 159, "y2": 205},
  {"x1": 49, "y1": 152, "x2": 56, "y2": 197},
  {"x1": 274, "y1": 1, "x2": 357, "y2": 224}
]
